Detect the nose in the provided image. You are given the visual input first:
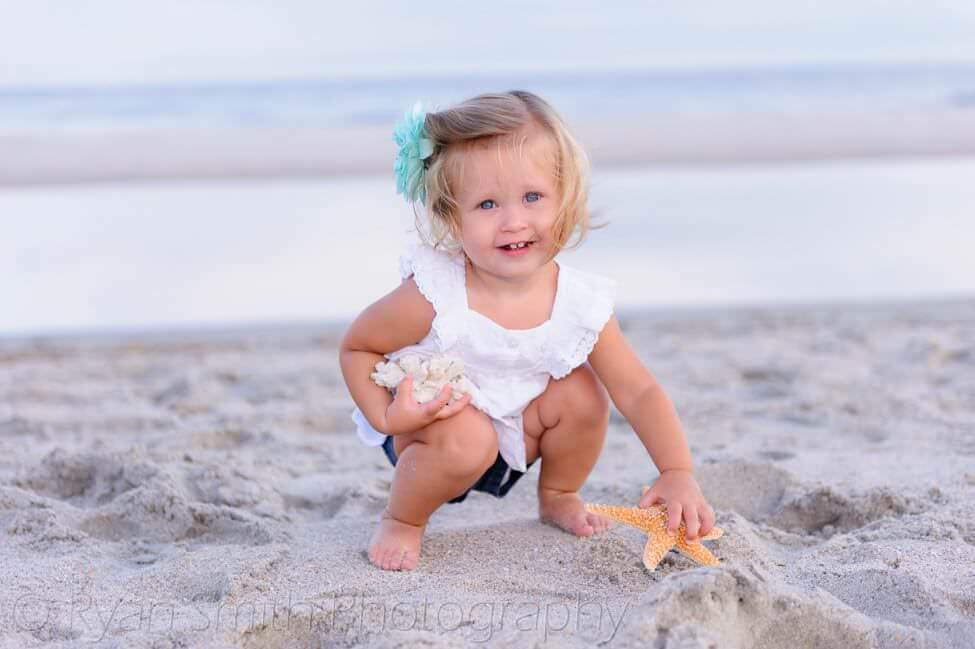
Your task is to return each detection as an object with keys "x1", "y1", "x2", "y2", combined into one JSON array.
[{"x1": 498, "y1": 205, "x2": 530, "y2": 233}]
